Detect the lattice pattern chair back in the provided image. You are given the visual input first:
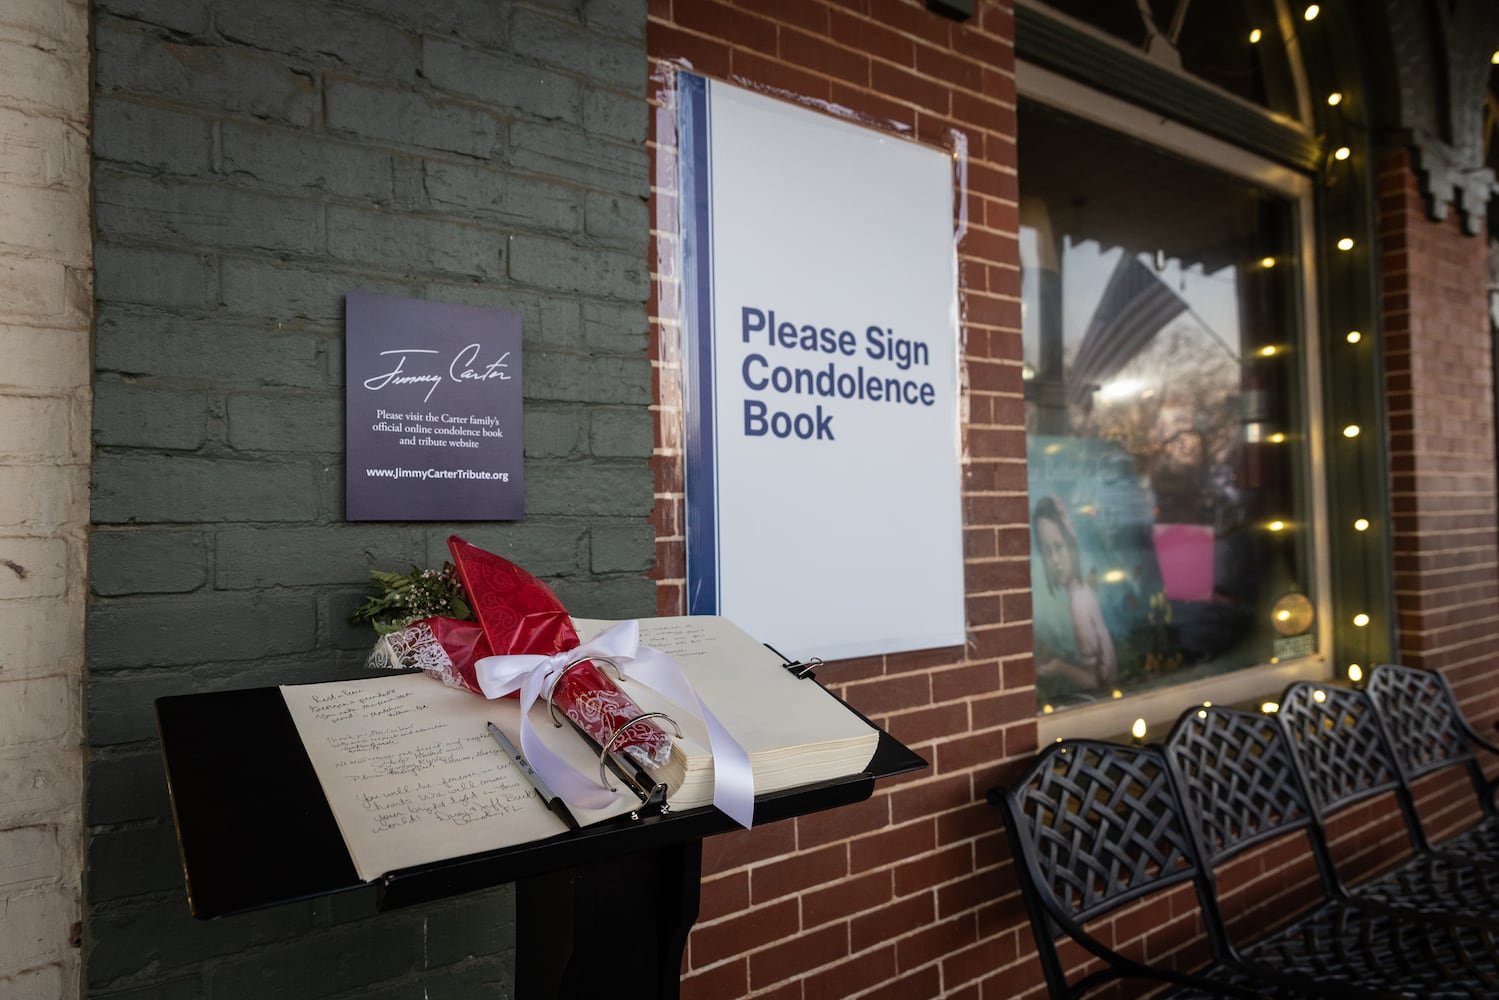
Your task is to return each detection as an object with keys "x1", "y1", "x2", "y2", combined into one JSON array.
[
  {"x1": 998, "y1": 740, "x2": 1202, "y2": 923},
  {"x1": 1275, "y1": 682, "x2": 1405, "y2": 816},
  {"x1": 1164, "y1": 705, "x2": 1316, "y2": 867},
  {"x1": 1366, "y1": 661, "x2": 1499, "y2": 861},
  {"x1": 993, "y1": 739, "x2": 1227, "y2": 998},
  {"x1": 1366, "y1": 663, "x2": 1477, "y2": 781}
]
